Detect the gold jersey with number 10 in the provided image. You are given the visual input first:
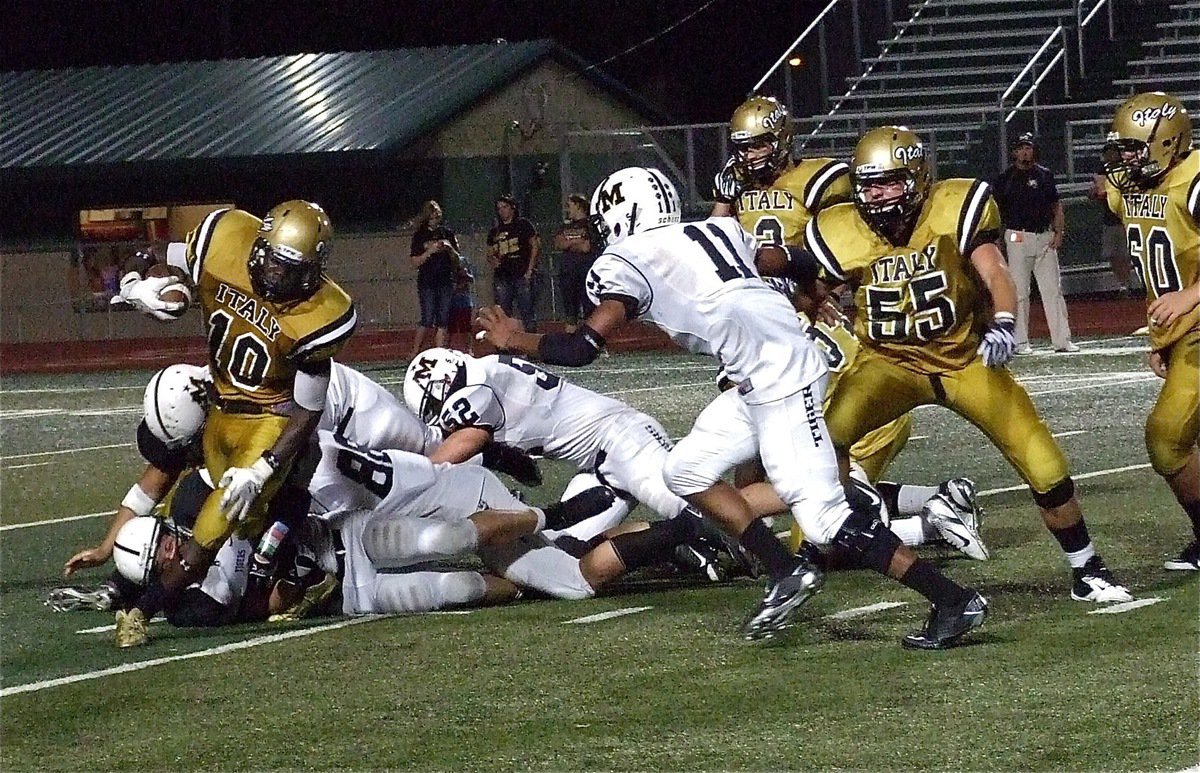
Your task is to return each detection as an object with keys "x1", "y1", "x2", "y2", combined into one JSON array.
[
  {"x1": 806, "y1": 178, "x2": 1001, "y2": 373},
  {"x1": 734, "y1": 158, "x2": 851, "y2": 246},
  {"x1": 182, "y1": 208, "x2": 357, "y2": 407},
  {"x1": 1106, "y1": 151, "x2": 1200, "y2": 353}
]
